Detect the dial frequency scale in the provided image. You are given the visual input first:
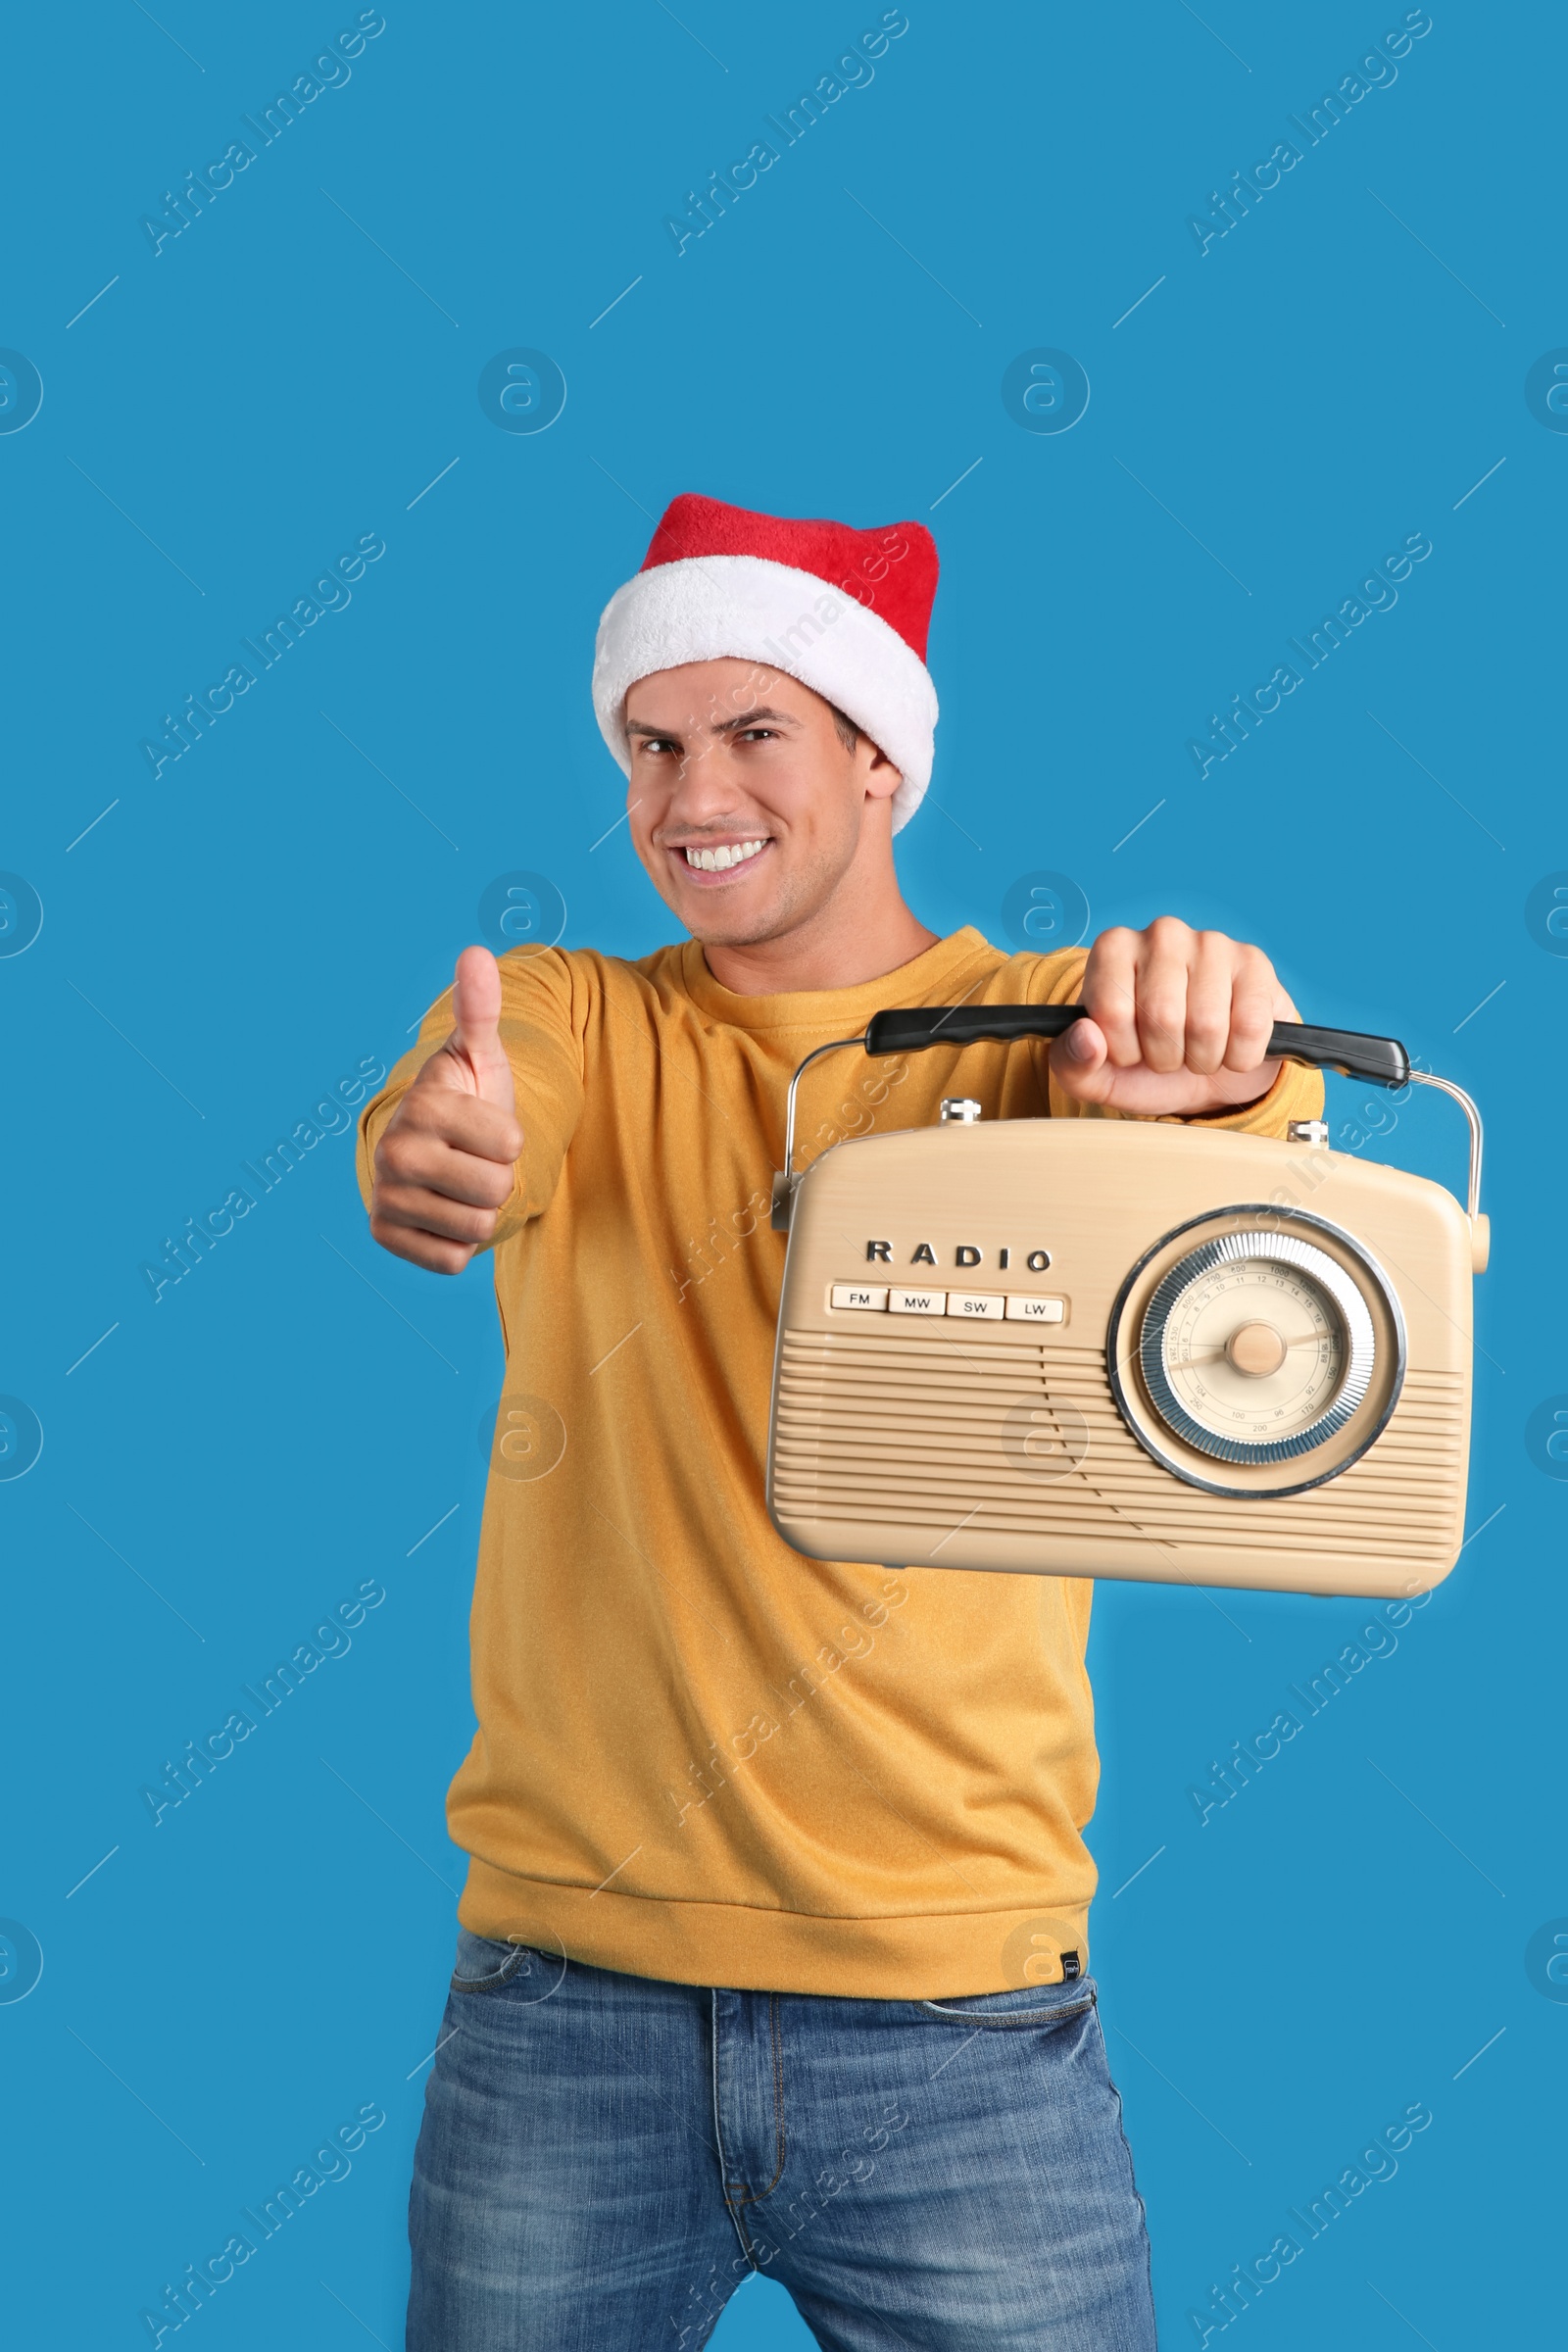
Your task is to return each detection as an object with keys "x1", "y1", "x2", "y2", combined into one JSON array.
[{"x1": 765, "y1": 1006, "x2": 1487, "y2": 1599}]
